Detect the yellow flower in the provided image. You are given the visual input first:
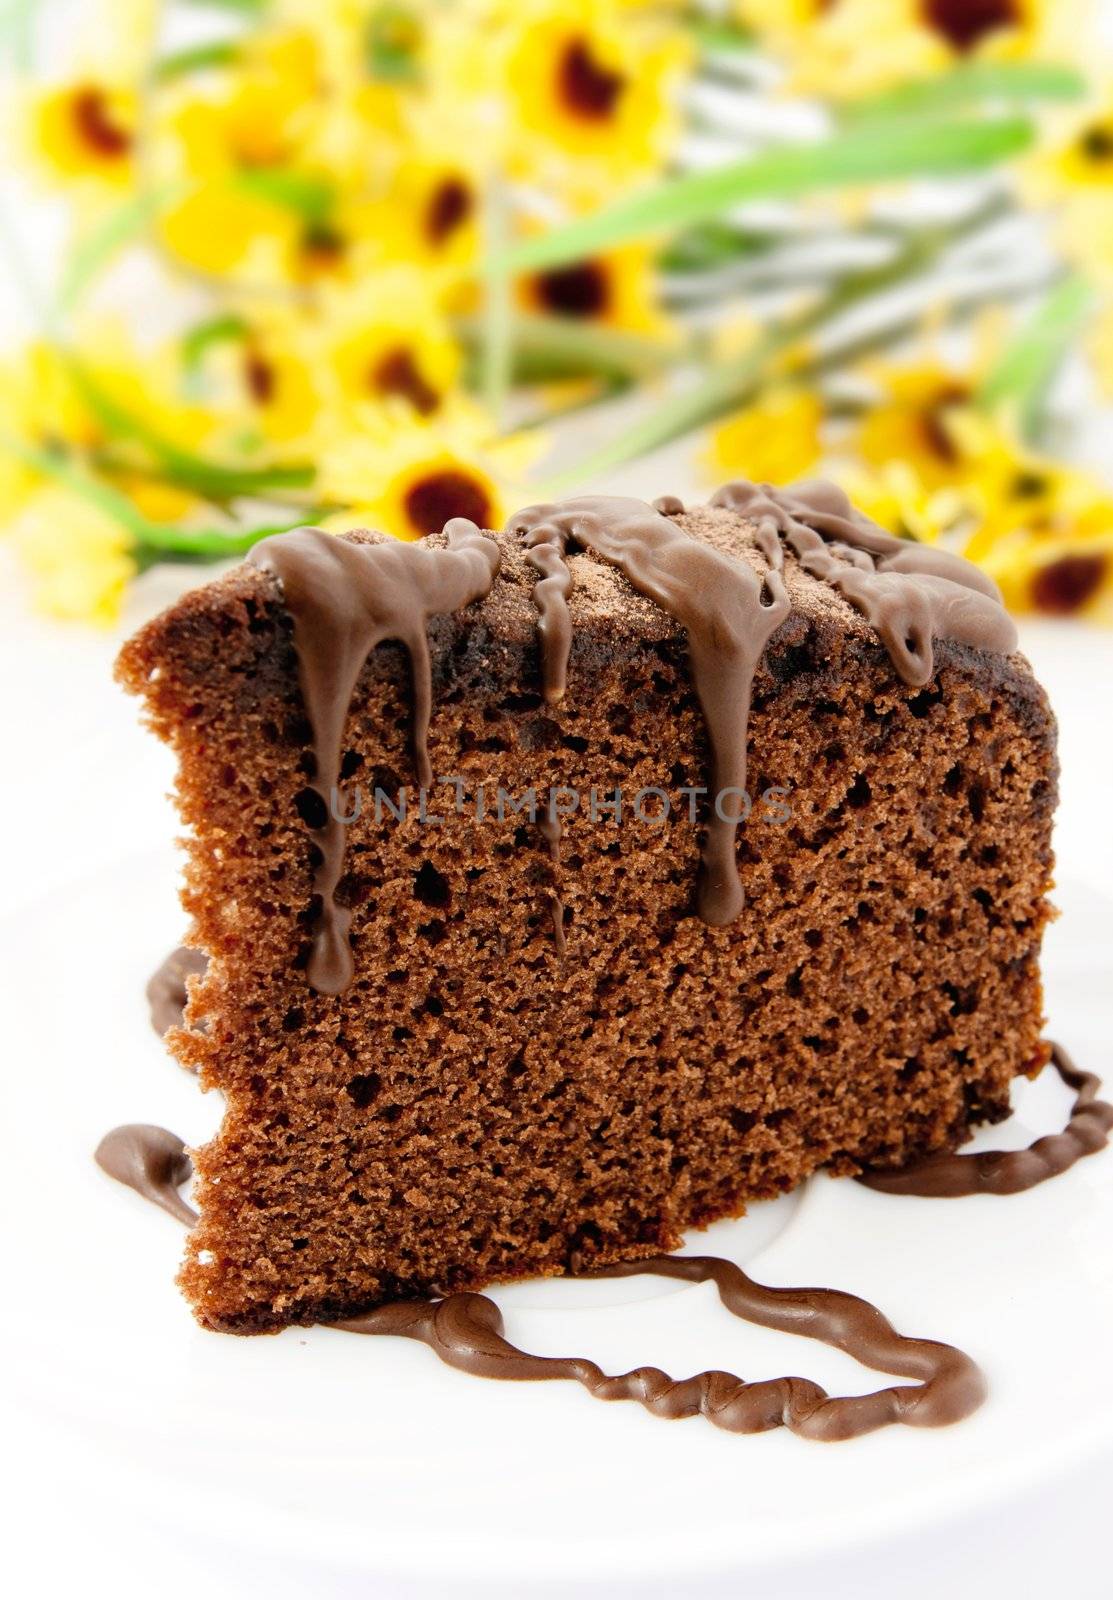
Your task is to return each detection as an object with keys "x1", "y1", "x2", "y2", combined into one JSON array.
[
  {"x1": 835, "y1": 458, "x2": 975, "y2": 543},
  {"x1": 18, "y1": 0, "x2": 155, "y2": 190},
  {"x1": 502, "y1": 0, "x2": 688, "y2": 197},
  {"x1": 317, "y1": 402, "x2": 534, "y2": 540},
  {"x1": 740, "y1": 0, "x2": 1067, "y2": 98},
  {"x1": 517, "y1": 242, "x2": 670, "y2": 337},
  {"x1": 1023, "y1": 84, "x2": 1113, "y2": 281},
  {"x1": 364, "y1": 137, "x2": 486, "y2": 279},
  {"x1": 978, "y1": 527, "x2": 1113, "y2": 621},
  {"x1": 315, "y1": 271, "x2": 463, "y2": 419},
  {"x1": 27, "y1": 81, "x2": 137, "y2": 188},
  {"x1": 11, "y1": 487, "x2": 136, "y2": 626},
  {"x1": 708, "y1": 388, "x2": 824, "y2": 486},
  {"x1": 853, "y1": 360, "x2": 982, "y2": 490}
]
